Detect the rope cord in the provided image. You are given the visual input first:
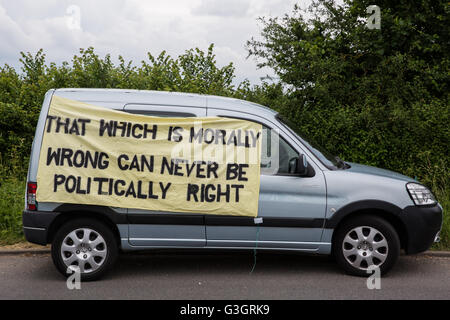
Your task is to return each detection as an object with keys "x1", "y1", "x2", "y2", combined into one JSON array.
[{"x1": 250, "y1": 224, "x2": 260, "y2": 273}]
